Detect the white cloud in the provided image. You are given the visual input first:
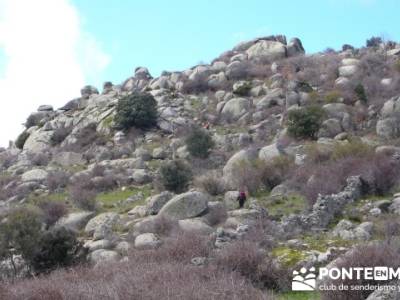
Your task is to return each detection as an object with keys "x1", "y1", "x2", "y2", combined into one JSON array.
[{"x1": 0, "y1": 0, "x2": 110, "y2": 147}]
